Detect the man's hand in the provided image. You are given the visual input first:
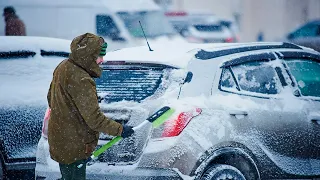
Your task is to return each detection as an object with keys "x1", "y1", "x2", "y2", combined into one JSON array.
[{"x1": 121, "y1": 125, "x2": 134, "y2": 138}]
